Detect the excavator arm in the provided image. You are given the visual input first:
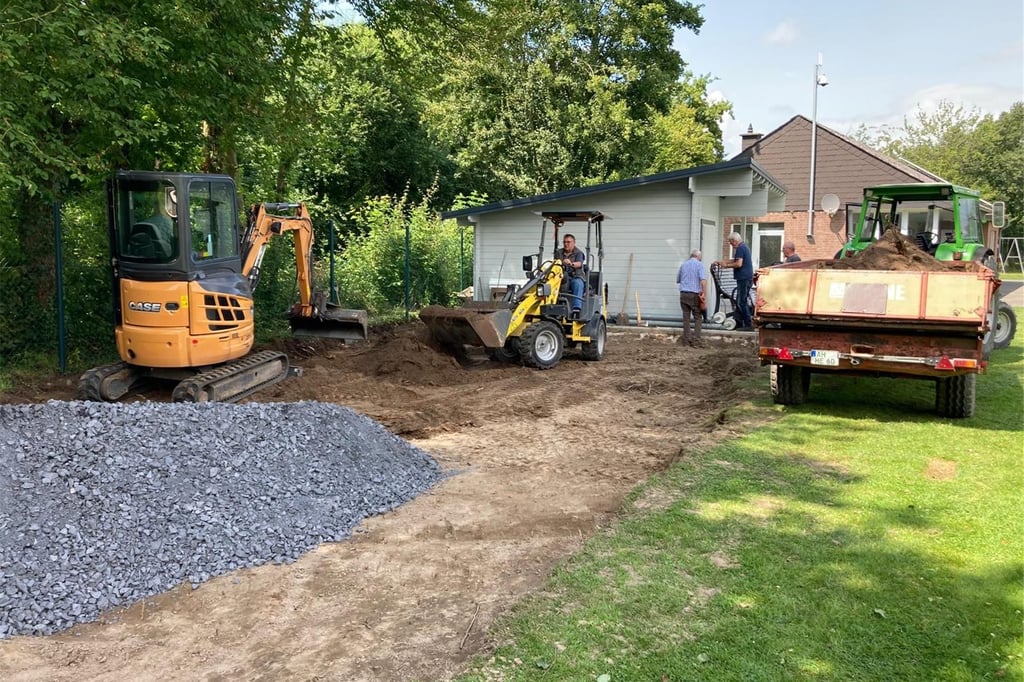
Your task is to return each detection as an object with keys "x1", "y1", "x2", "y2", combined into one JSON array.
[{"x1": 241, "y1": 202, "x2": 368, "y2": 340}]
